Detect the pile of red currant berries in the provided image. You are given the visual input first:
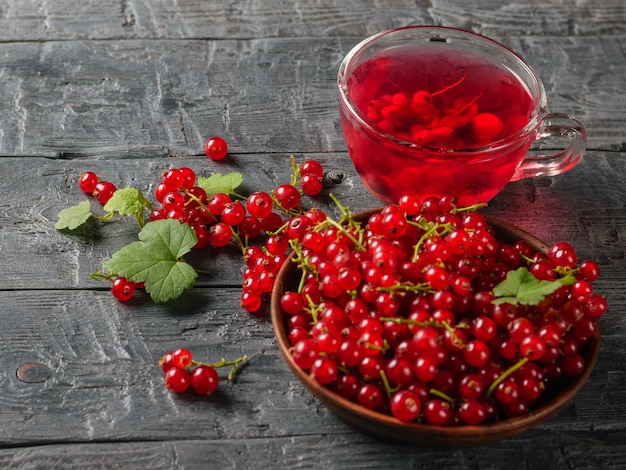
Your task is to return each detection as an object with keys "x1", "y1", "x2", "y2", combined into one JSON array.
[
  {"x1": 77, "y1": 137, "x2": 327, "y2": 304},
  {"x1": 78, "y1": 171, "x2": 141, "y2": 301},
  {"x1": 365, "y1": 74, "x2": 505, "y2": 148},
  {"x1": 159, "y1": 347, "x2": 247, "y2": 396},
  {"x1": 278, "y1": 195, "x2": 607, "y2": 425}
]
